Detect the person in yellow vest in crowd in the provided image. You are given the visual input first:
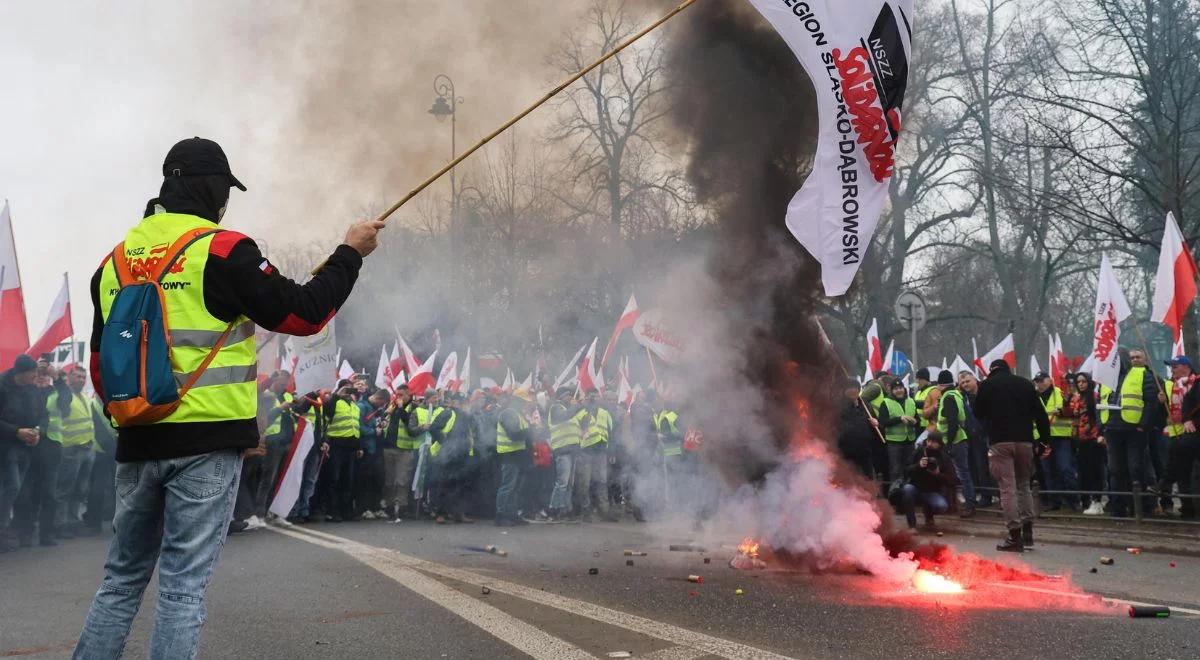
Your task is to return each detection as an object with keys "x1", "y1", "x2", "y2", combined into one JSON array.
[
  {"x1": 920, "y1": 370, "x2": 944, "y2": 433},
  {"x1": 76, "y1": 137, "x2": 382, "y2": 660},
  {"x1": 323, "y1": 380, "x2": 363, "y2": 522},
  {"x1": 1098, "y1": 348, "x2": 1165, "y2": 519},
  {"x1": 1158, "y1": 356, "x2": 1198, "y2": 519},
  {"x1": 408, "y1": 388, "x2": 455, "y2": 521},
  {"x1": 81, "y1": 389, "x2": 119, "y2": 536},
  {"x1": 649, "y1": 390, "x2": 686, "y2": 517},
  {"x1": 495, "y1": 389, "x2": 534, "y2": 526},
  {"x1": 934, "y1": 369, "x2": 976, "y2": 517},
  {"x1": 544, "y1": 386, "x2": 588, "y2": 522},
  {"x1": 432, "y1": 391, "x2": 475, "y2": 524},
  {"x1": 912, "y1": 368, "x2": 936, "y2": 410},
  {"x1": 50, "y1": 366, "x2": 96, "y2": 540},
  {"x1": 878, "y1": 379, "x2": 918, "y2": 483},
  {"x1": 256, "y1": 370, "x2": 298, "y2": 524},
  {"x1": 382, "y1": 384, "x2": 419, "y2": 522},
  {"x1": 577, "y1": 388, "x2": 617, "y2": 522},
  {"x1": 1032, "y1": 372, "x2": 1080, "y2": 512}
]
